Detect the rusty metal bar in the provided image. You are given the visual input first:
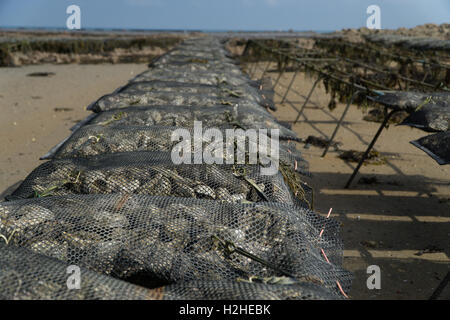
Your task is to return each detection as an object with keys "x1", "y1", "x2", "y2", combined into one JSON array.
[
  {"x1": 273, "y1": 64, "x2": 286, "y2": 87},
  {"x1": 259, "y1": 60, "x2": 272, "y2": 80},
  {"x1": 294, "y1": 76, "x2": 323, "y2": 124},
  {"x1": 280, "y1": 69, "x2": 299, "y2": 104},
  {"x1": 344, "y1": 108, "x2": 397, "y2": 189}
]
